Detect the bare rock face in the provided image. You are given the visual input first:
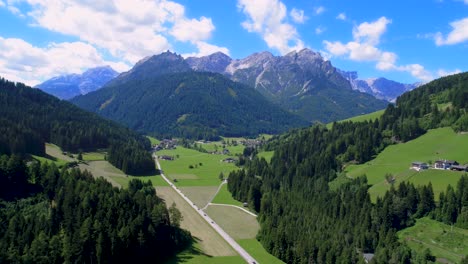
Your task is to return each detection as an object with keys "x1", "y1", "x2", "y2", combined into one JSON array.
[{"x1": 36, "y1": 66, "x2": 118, "y2": 99}]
